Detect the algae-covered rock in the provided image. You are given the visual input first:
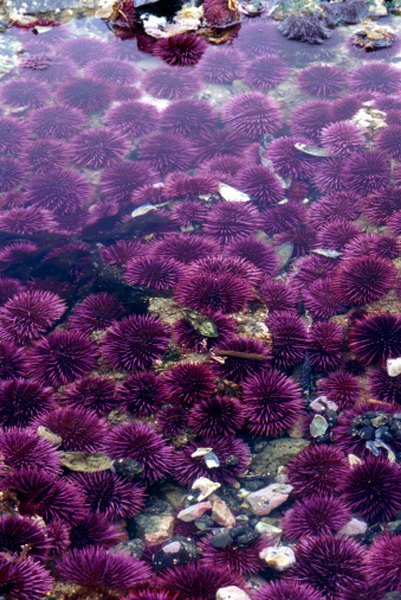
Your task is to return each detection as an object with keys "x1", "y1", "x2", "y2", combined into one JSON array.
[{"x1": 250, "y1": 437, "x2": 310, "y2": 477}]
